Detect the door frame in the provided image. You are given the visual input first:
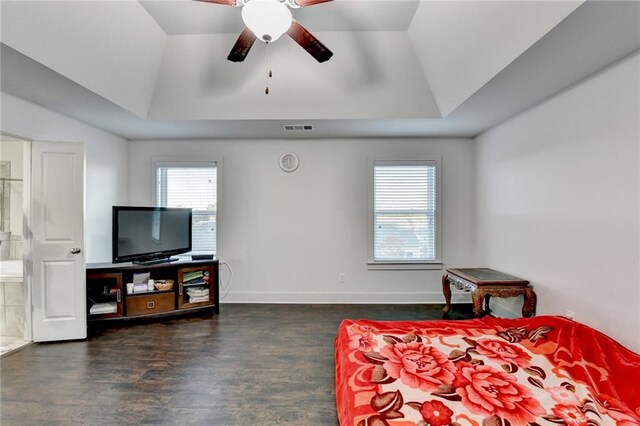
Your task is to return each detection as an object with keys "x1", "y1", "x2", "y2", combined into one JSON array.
[{"x1": 22, "y1": 139, "x2": 33, "y2": 342}]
